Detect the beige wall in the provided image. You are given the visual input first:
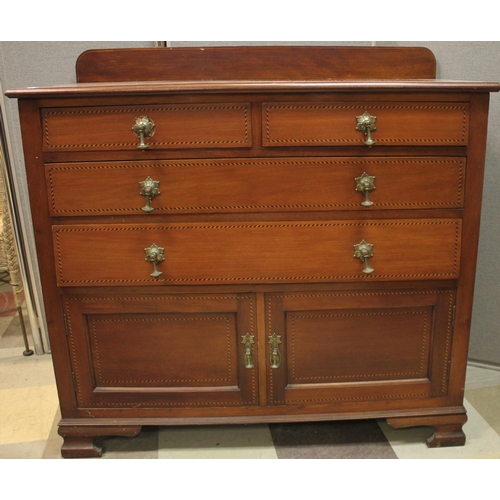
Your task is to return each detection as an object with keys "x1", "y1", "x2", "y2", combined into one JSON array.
[{"x1": 1, "y1": 41, "x2": 499, "y2": 365}]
